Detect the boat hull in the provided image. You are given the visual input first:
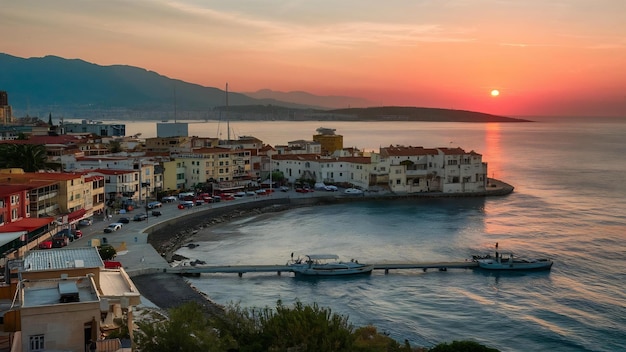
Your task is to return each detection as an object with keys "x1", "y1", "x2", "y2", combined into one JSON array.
[
  {"x1": 290, "y1": 264, "x2": 374, "y2": 276},
  {"x1": 476, "y1": 259, "x2": 553, "y2": 271}
]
